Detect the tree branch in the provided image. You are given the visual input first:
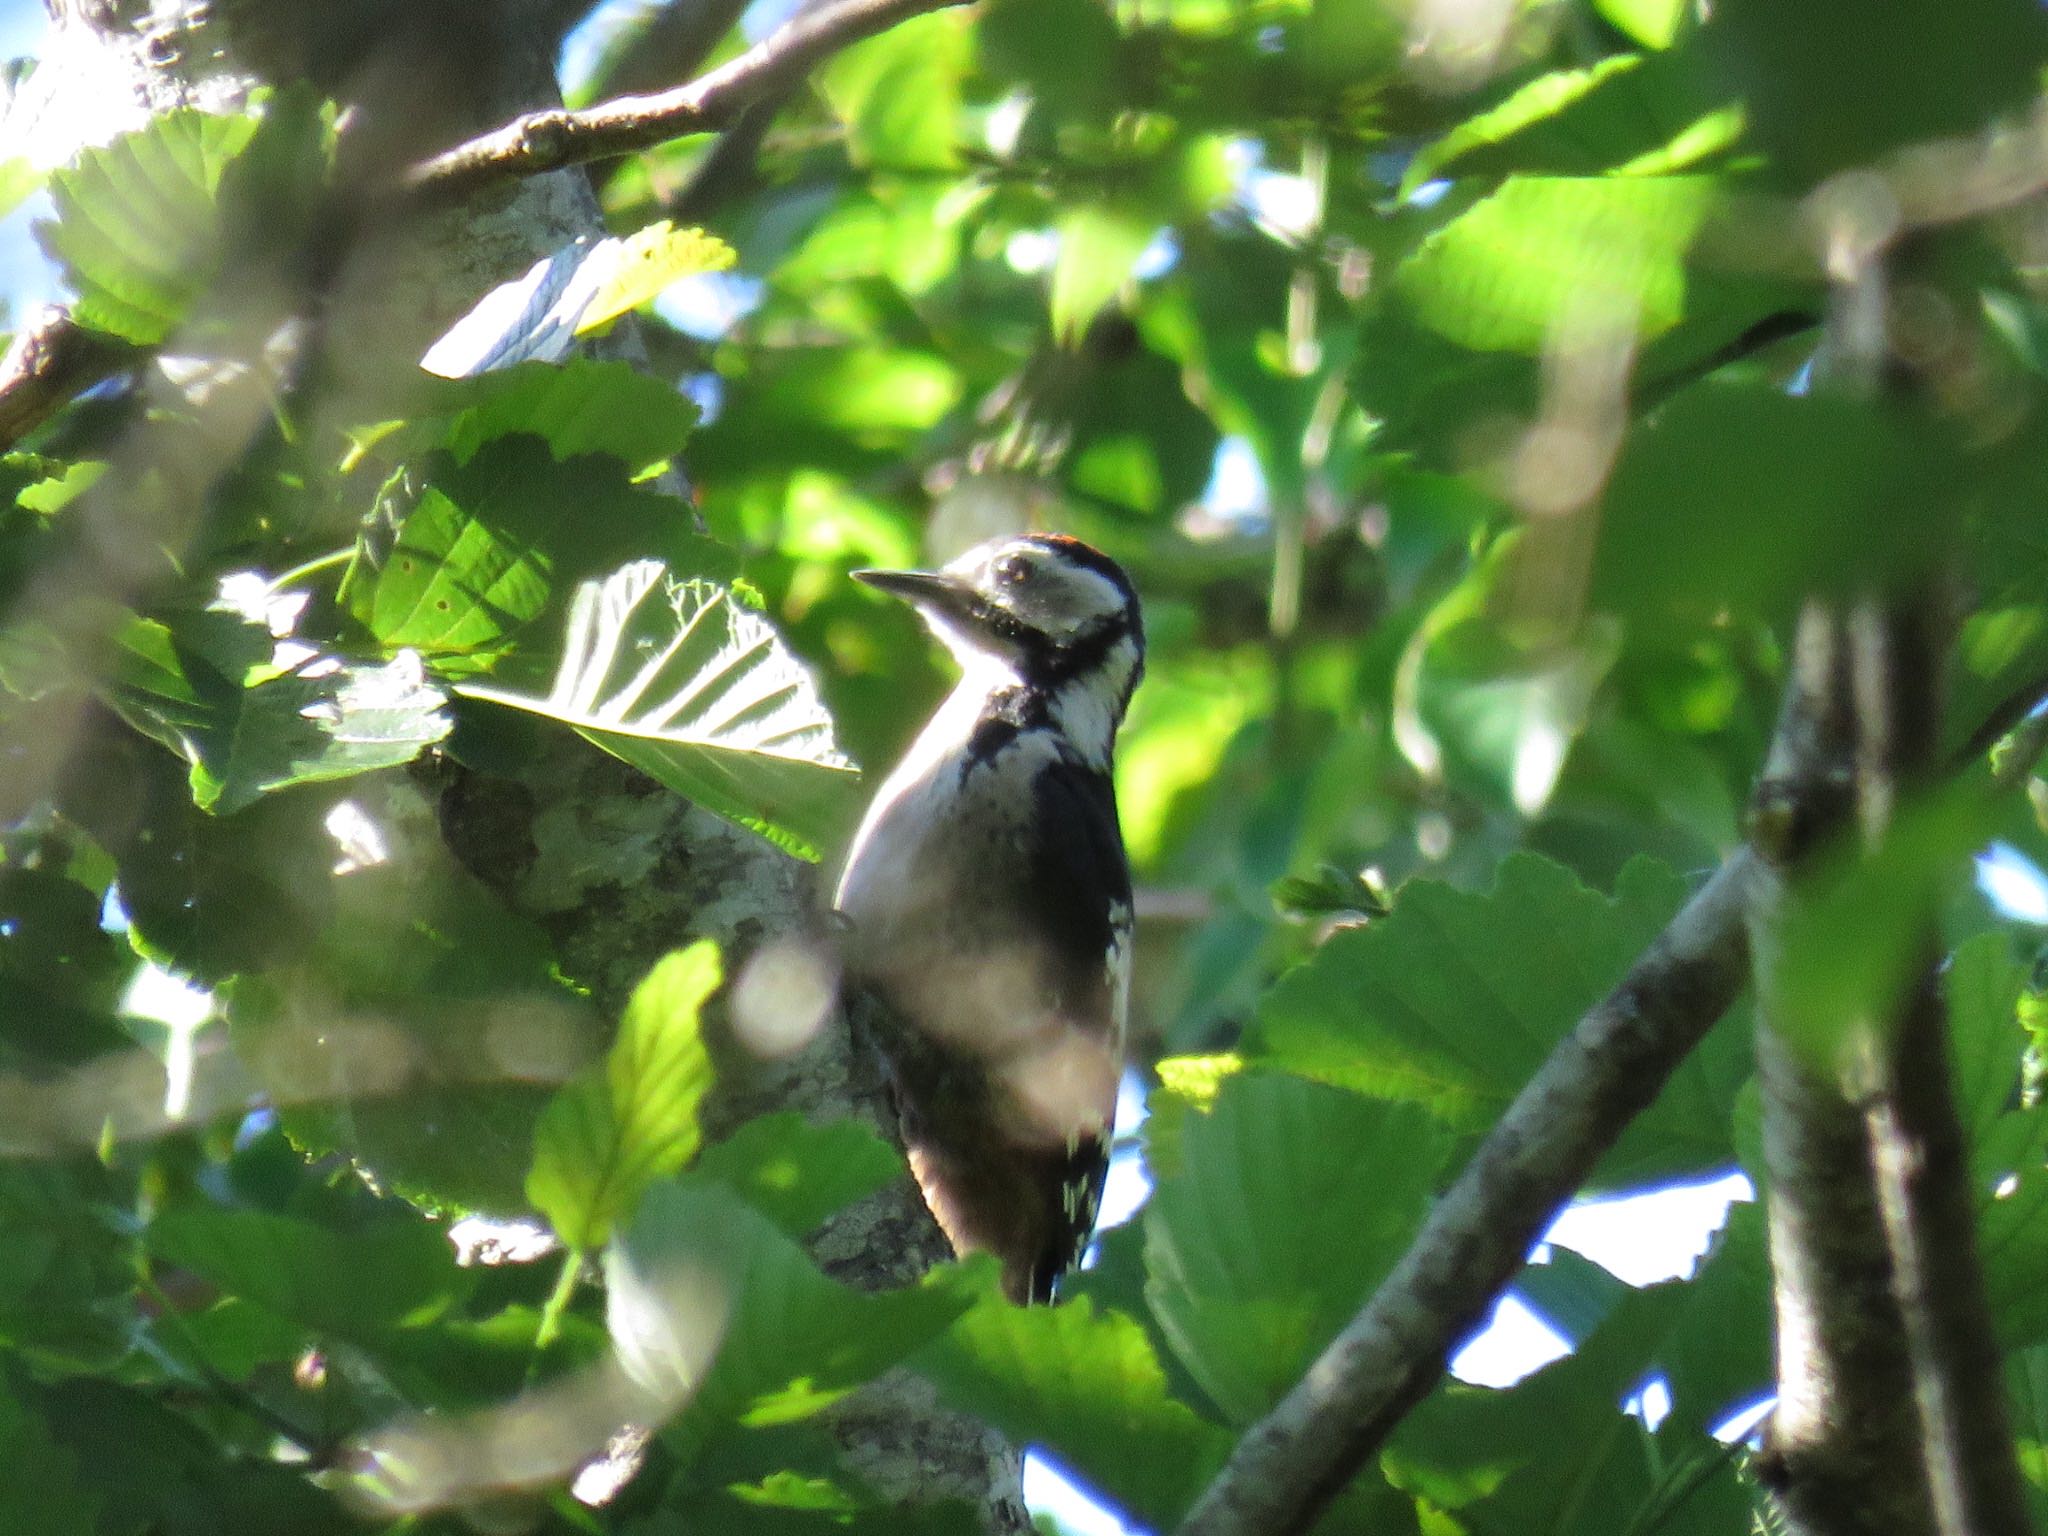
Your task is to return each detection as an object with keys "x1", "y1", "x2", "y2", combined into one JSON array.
[
  {"x1": 1749, "y1": 592, "x2": 2029, "y2": 1536},
  {"x1": 1854, "y1": 598, "x2": 2030, "y2": 1536},
  {"x1": 1747, "y1": 619, "x2": 1930, "y2": 1535},
  {"x1": 1174, "y1": 848, "x2": 1757, "y2": 1536},
  {"x1": 404, "y1": 0, "x2": 971, "y2": 199},
  {"x1": 0, "y1": 306, "x2": 137, "y2": 452}
]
